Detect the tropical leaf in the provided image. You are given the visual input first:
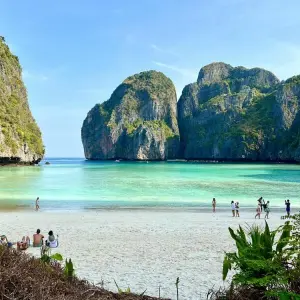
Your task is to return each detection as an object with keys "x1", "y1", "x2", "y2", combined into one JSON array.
[
  {"x1": 276, "y1": 222, "x2": 292, "y2": 253},
  {"x1": 222, "y1": 256, "x2": 232, "y2": 281},
  {"x1": 50, "y1": 253, "x2": 63, "y2": 261}
]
